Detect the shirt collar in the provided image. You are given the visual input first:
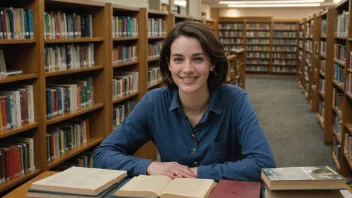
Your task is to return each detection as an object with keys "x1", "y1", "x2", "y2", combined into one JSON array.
[{"x1": 169, "y1": 88, "x2": 222, "y2": 114}]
